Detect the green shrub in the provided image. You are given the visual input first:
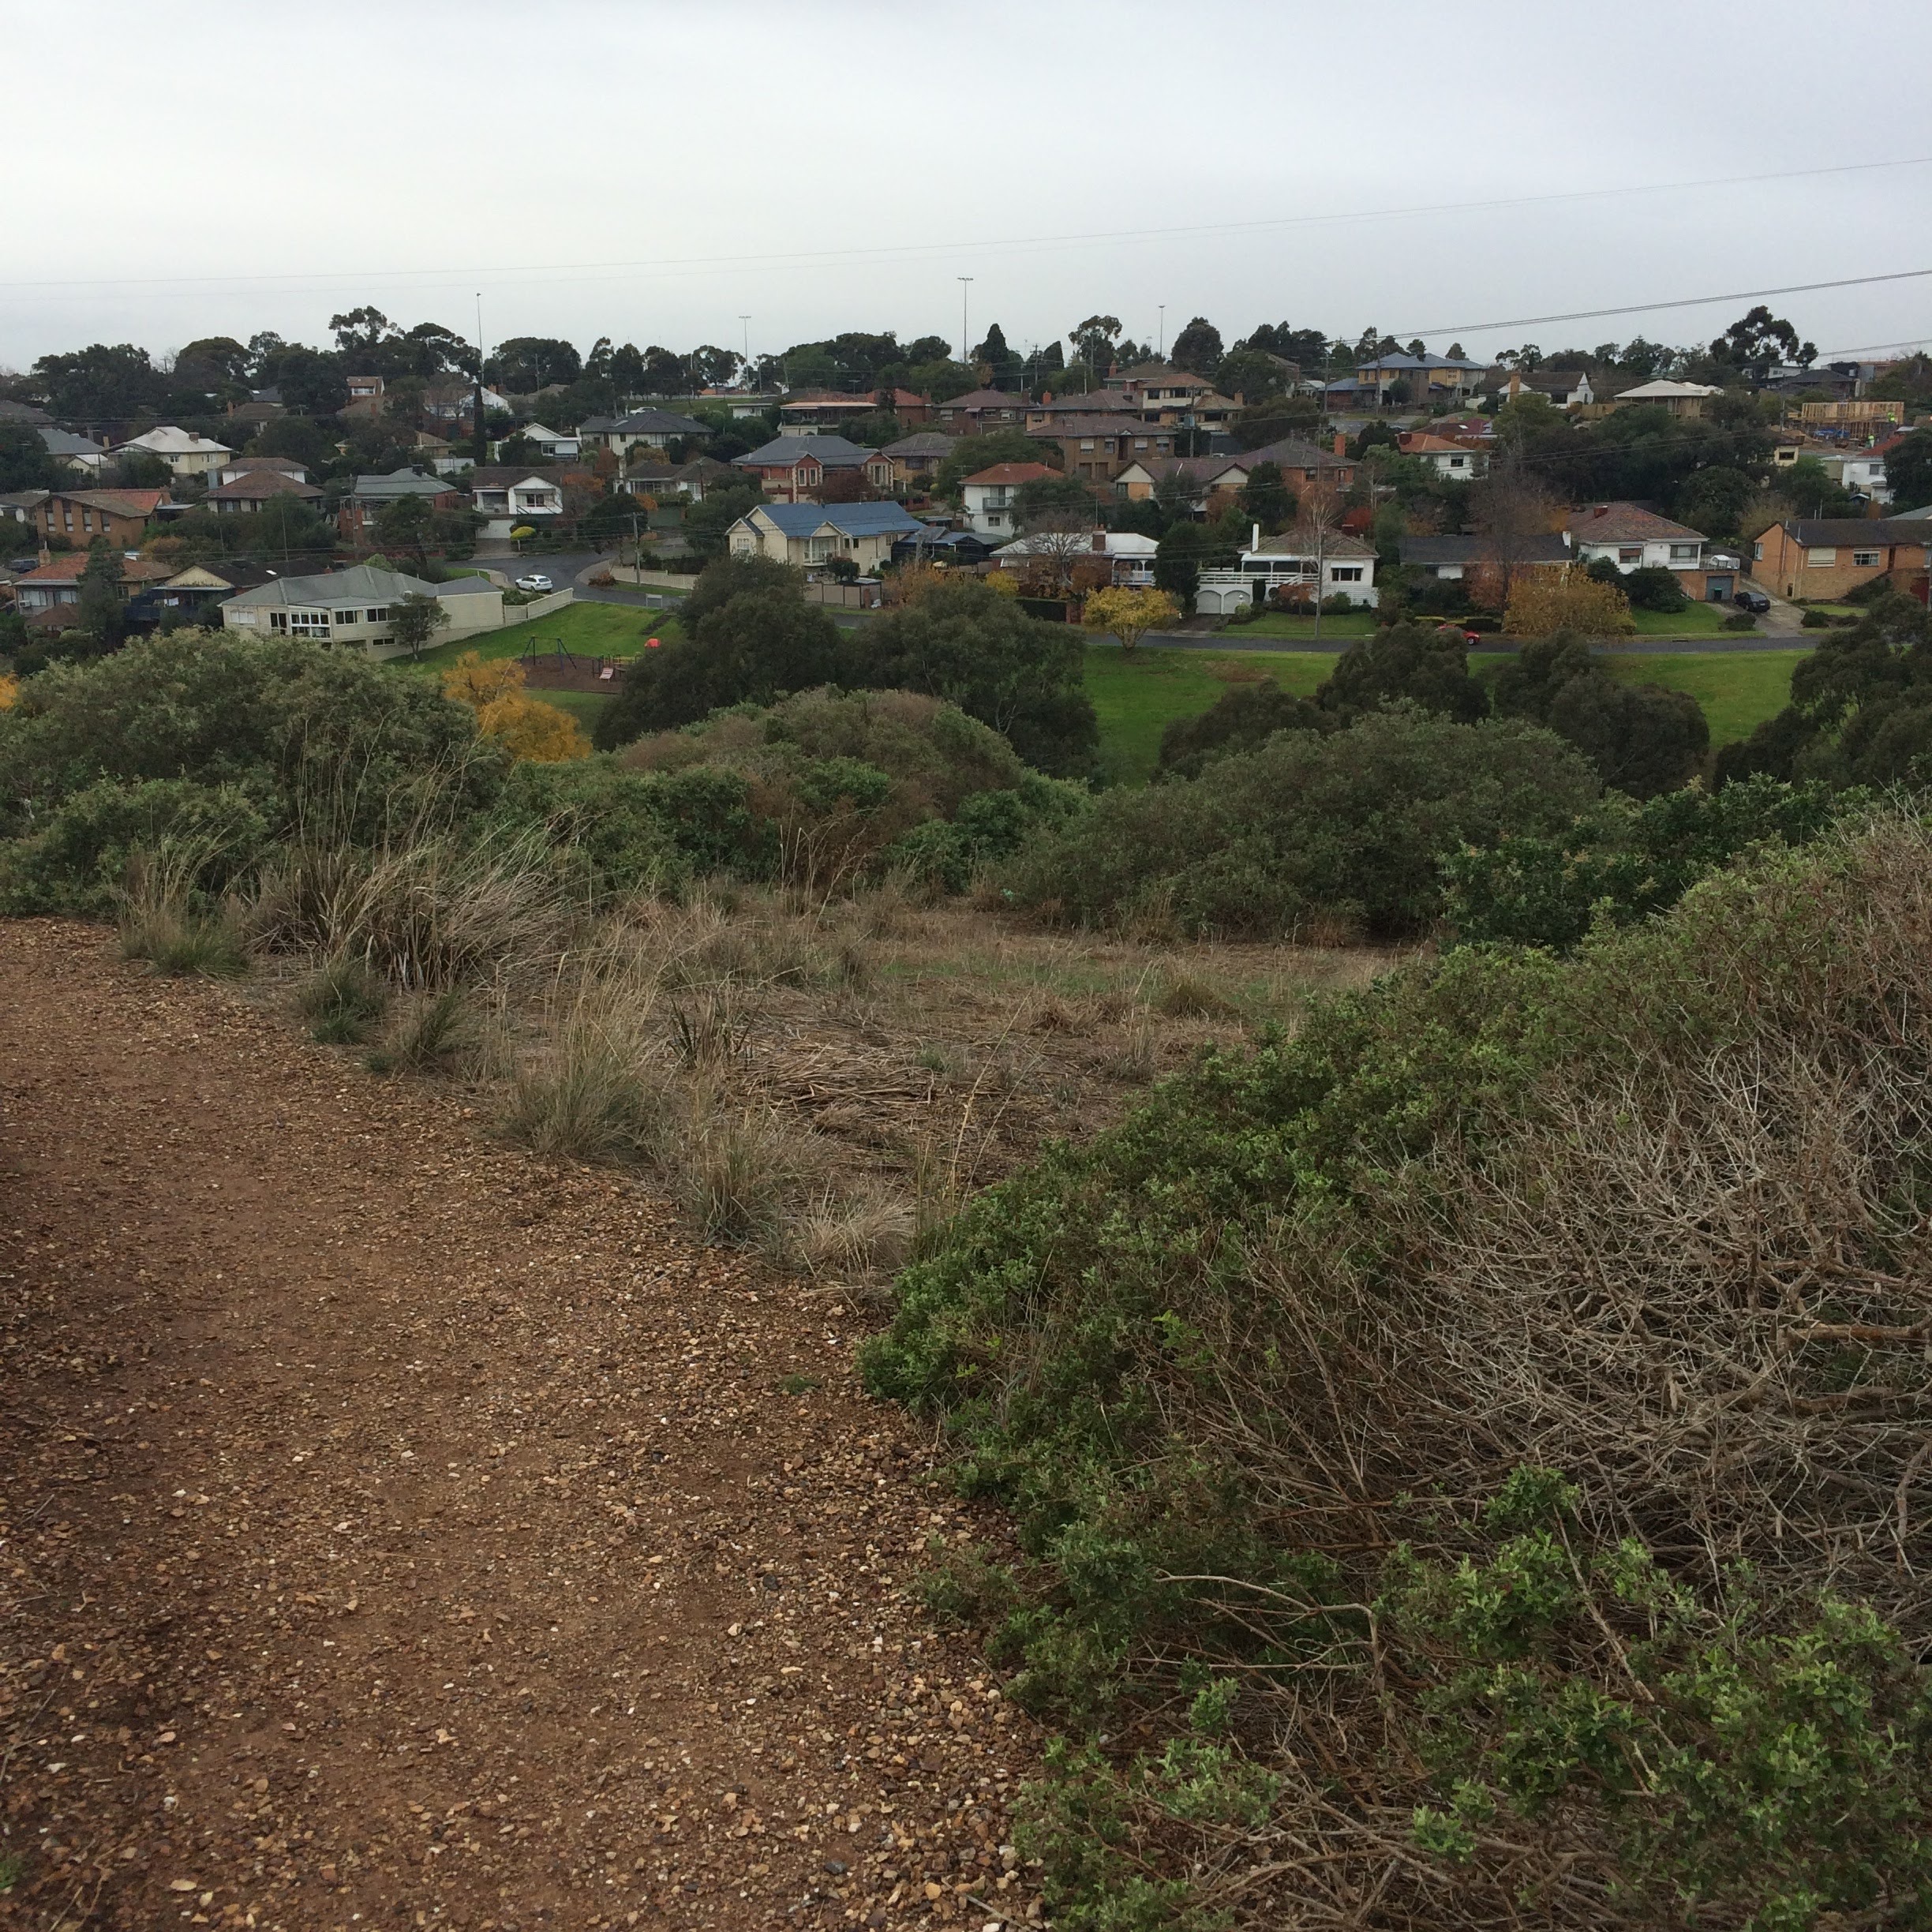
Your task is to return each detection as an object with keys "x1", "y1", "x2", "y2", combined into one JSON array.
[
  {"x1": 1801, "y1": 607, "x2": 1832, "y2": 627},
  {"x1": 1720, "y1": 611, "x2": 1758, "y2": 631},
  {"x1": 1003, "y1": 707, "x2": 1600, "y2": 939}
]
